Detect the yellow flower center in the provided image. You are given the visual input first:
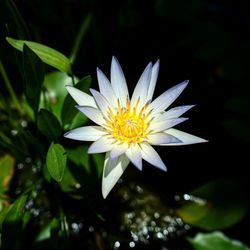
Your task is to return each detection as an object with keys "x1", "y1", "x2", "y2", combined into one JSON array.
[{"x1": 105, "y1": 98, "x2": 153, "y2": 144}]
